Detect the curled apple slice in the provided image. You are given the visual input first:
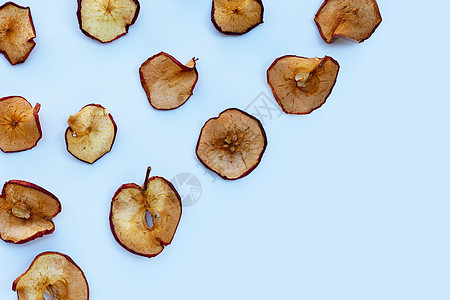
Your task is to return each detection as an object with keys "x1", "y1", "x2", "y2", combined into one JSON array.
[
  {"x1": 13, "y1": 252, "x2": 89, "y2": 300},
  {"x1": 267, "y1": 55, "x2": 339, "y2": 115},
  {"x1": 65, "y1": 104, "x2": 117, "y2": 164},
  {"x1": 314, "y1": 0, "x2": 382, "y2": 43},
  {"x1": 139, "y1": 52, "x2": 199, "y2": 110},
  {"x1": 110, "y1": 167, "x2": 182, "y2": 258},
  {"x1": 0, "y1": 2, "x2": 36, "y2": 65},
  {"x1": 196, "y1": 108, "x2": 267, "y2": 180},
  {"x1": 211, "y1": 0, "x2": 264, "y2": 35}
]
